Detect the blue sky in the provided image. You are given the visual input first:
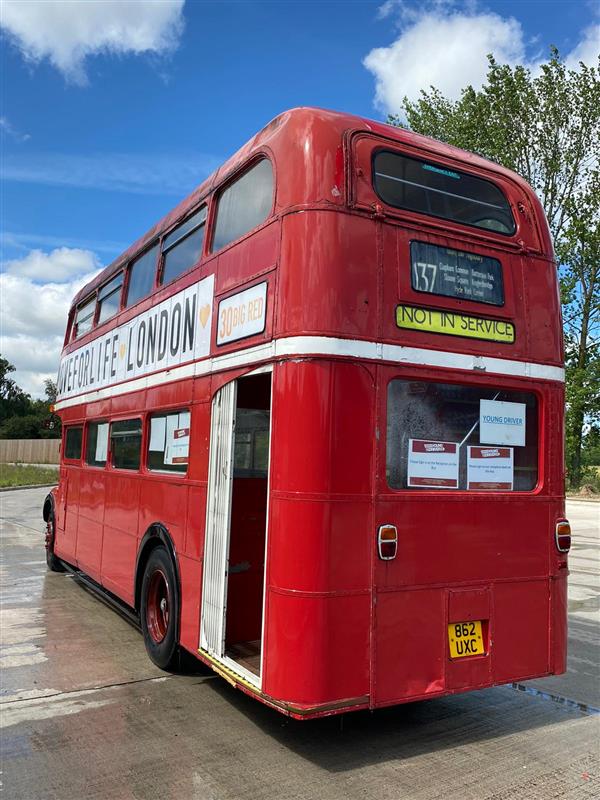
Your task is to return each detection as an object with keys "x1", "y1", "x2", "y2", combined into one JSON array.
[{"x1": 1, "y1": 0, "x2": 598, "y2": 395}]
